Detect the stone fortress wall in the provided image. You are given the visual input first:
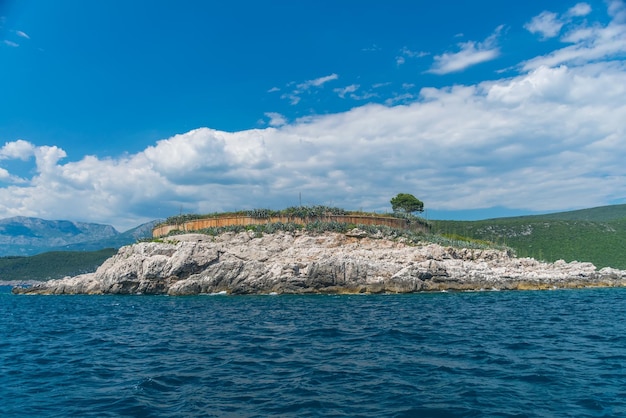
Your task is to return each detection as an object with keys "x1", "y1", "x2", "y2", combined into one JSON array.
[{"x1": 153, "y1": 214, "x2": 429, "y2": 237}]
